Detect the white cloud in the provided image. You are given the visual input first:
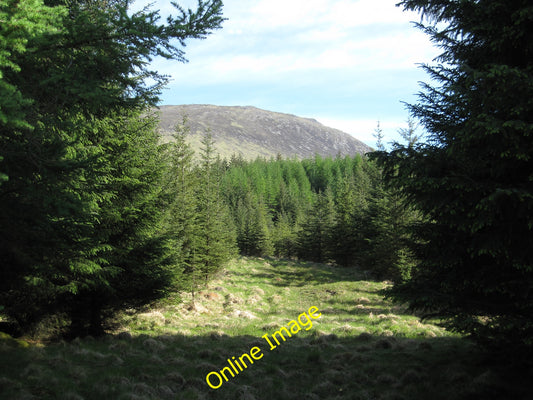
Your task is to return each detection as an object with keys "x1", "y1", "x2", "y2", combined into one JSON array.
[
  {"x1": 235, "y1": 0, "x2": 421, "y2": 32},
  {"x1": 327, "y1": 0, "x2": 420, "y2": 26},
  {"x1": 133, "y1": 0, "x2": 439, "y2": 142},
  {"x1": 150, "y1": 0, "x2": 436, "y2": 84}
]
